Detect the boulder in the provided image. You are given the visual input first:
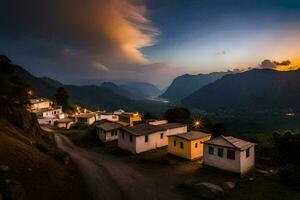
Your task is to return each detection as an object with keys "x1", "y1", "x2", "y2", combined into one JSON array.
[
  {"x1": 0, "y1": 165, "x2": 9, "y2": 172},
  {"x1": 222, "y1": 181, "x2": 236, "y2": 190},
  {"x1": 193, "y1": 182, "x2": 224, "y2": 199},
  {"x1": 5, "y1": 180, "x2": 25, "y2": 200}
]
